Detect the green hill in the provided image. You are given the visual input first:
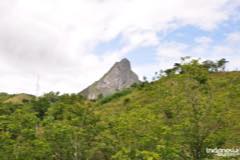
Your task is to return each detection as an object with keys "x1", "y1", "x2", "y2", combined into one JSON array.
[
  {"x1": 93, "y1": 71, "x2": 240, "y2": 159},
  {"x1": 4, "y1": 93, "x2": 35, "y2": 104},
  {"x1": 0, "y1": 59, "x2": 239, "y2": 160}
]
